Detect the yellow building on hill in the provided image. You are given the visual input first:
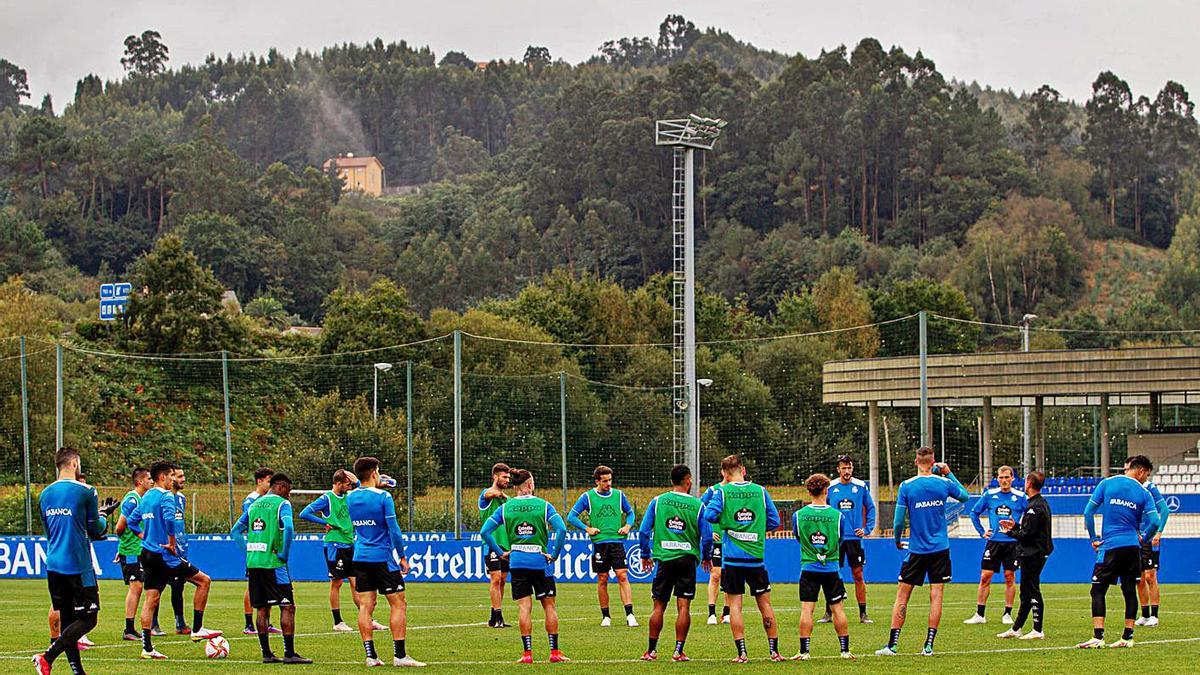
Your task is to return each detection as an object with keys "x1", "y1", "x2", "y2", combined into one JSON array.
[{"x1": 323, "y1": 154, "x2": 385, "y2": 196}]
